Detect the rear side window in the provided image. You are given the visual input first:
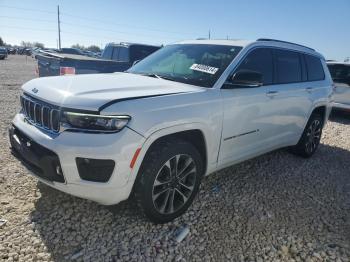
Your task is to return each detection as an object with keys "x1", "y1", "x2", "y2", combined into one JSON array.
[
  {"x1": 118, "y1": 47, "x2": 129, "y2": 62},
  {"x1": 111, "y1": 47, "x2": 129, "y2": 62},
  {"x1": 235, "y1": 48, "x2": 273, "y2": 85},
  {"x1": 130, "y1": 45, "x2": 160, "y2": 62},
  {"x1": 112, "y1": 47, "x2": 120, "y2": 61},
  {"x1": 274, "y1": 49, "x2": 302, "y2": 84},
  {"x1": 305, "y1": 55, "x2": 325, "y2": 81}
]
